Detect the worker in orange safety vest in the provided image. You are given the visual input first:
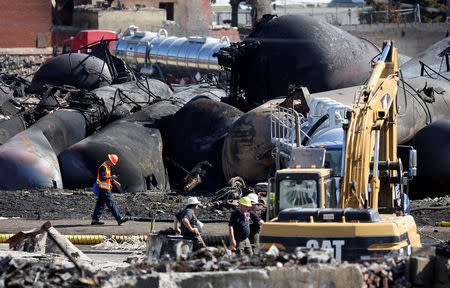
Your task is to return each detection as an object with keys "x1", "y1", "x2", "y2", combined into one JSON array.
[{"x1": 91, "y1": 154, "x2": 127, "y2": 225}]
